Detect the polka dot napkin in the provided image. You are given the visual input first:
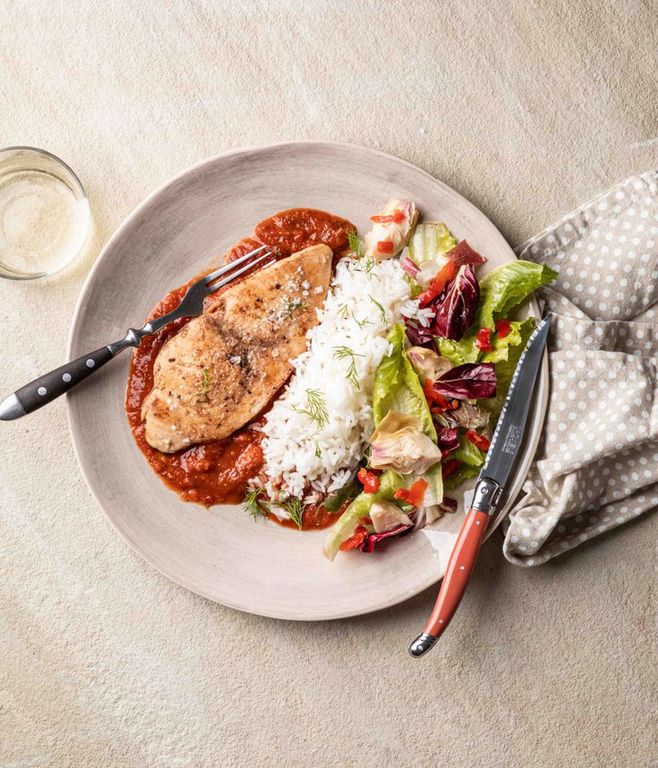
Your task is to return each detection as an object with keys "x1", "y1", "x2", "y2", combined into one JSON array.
[{"x1": 502, "y1": 170, "x2": 658, "y2": 566}]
